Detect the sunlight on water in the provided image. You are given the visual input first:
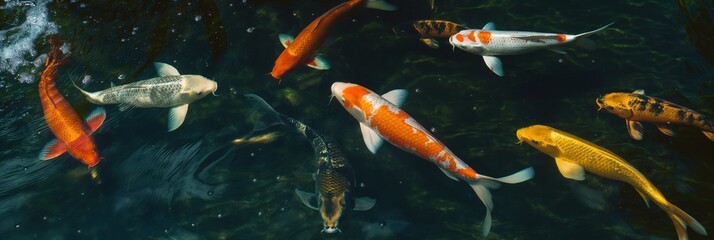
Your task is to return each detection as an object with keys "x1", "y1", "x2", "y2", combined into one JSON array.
[{"x1": 0, "y1": 0, "x2": 56, "y2": 83}]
